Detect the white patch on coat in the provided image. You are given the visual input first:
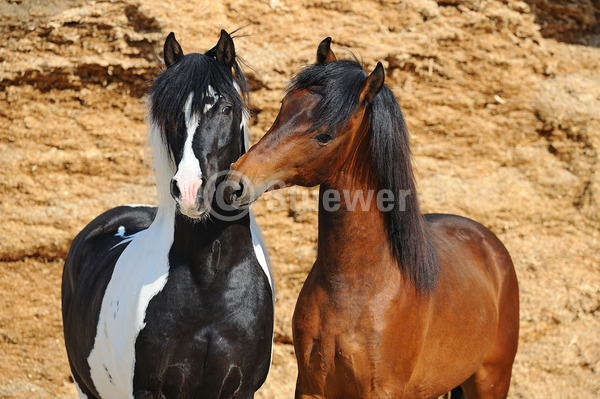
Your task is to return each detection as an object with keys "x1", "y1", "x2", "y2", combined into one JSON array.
[
  {"x1": 249, "y1": 212, "x2": 273, "y2": 292},
  {"x1": 241, "y1": 108, "x2": 250, "y2": 149},
  {"x1": 112, "y1": 226, "x2": 146, "y2": 250},
  {"x1": 233, "y1": 81, "x2": 251, "y2": 139},
  {"x1": 86, "y1": 122, "x2": 177, "y2": 399},
  {"x1": 150, "y1": 115, "x2": 177, "y2": 204},
  {"x1": 248, "y1": 210, "x2": 274, "y2": 374}
]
